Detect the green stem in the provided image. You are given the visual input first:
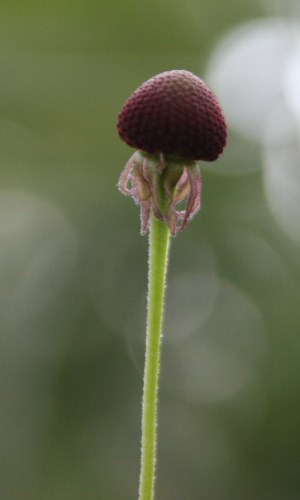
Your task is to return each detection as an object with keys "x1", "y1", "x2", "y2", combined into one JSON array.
[{"x1": 138, "y1": 214, "x2": 171, "y2": 500}]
